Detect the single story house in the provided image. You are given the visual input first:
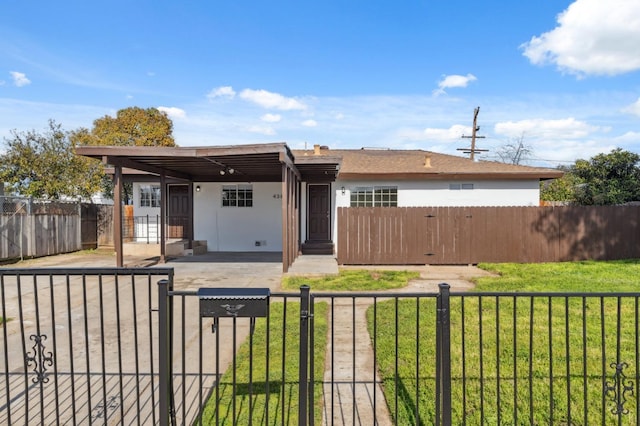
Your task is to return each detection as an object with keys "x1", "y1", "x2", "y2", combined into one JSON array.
[{"x1": 76, "y1": 143, "x2": 562, "y2": 271}]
